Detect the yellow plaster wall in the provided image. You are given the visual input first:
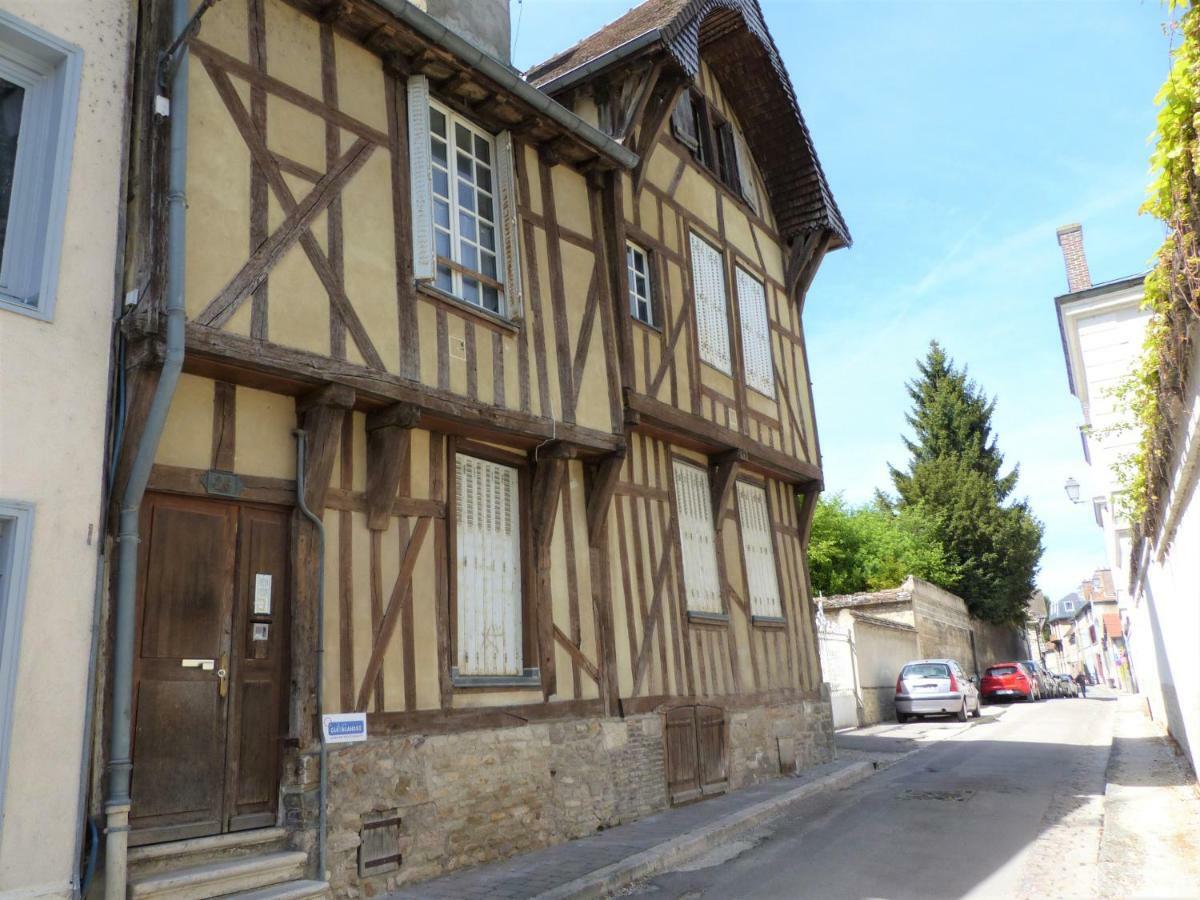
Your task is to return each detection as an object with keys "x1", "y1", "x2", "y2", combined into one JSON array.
[
  {"x1": 157, "y1": 374, "x2": 215, "y2": 469},
  {"x1": 235, "y1": 386, "x2": 297, "y2": 477}
]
